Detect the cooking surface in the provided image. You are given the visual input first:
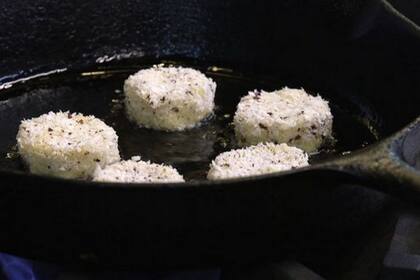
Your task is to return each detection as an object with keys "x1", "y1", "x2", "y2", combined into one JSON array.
[{"x1": 0, "y1": 61, "x2": 379, "y2": 181}]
